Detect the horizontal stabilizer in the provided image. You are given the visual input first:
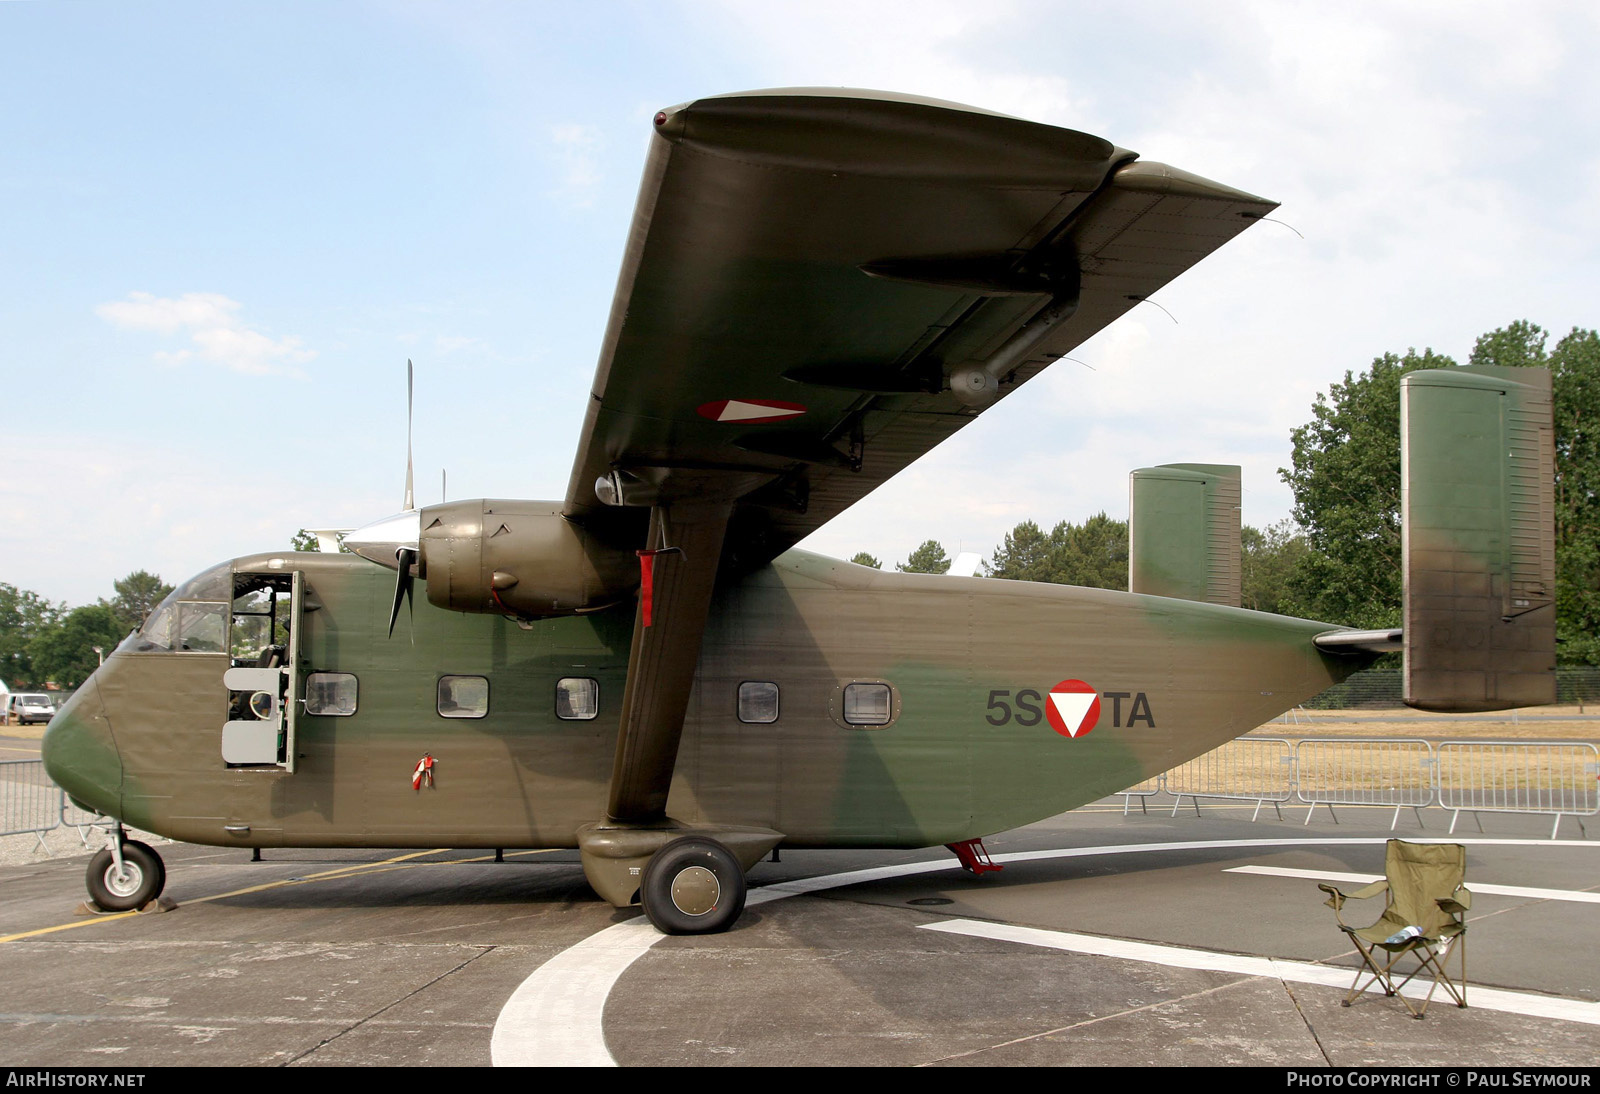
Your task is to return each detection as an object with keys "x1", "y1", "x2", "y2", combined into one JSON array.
[
  {"x1": 1128, "y1": 464, "x2": 1240, "y2": 606},
  {"x1": 1313, "y1": 628, "x2": 1403, "y2": 655},
  {"x1": 1402, "y1": 366, "x2": 1556, "y2": 711}
]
